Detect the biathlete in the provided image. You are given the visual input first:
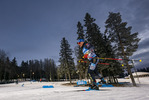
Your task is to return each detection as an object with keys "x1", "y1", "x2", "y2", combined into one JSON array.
[{"x1": 77, "y1": 39, "x2": 106, "y2": 90}]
